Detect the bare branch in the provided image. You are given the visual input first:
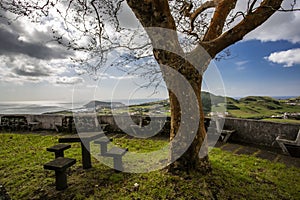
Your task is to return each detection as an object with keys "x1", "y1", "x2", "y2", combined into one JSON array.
[
  {"x1": 247, "y1": 0, "x2": 258, "y2": 14},
  {"x1": 200, "y1": 0, "x2": 284, "y2": 57},
  {"x1": 91, "y1": 0, "x2": 103, "y2": 46},
  {"x1": 189, "y1": 1, "x2": 216, "y2": 33},
  {"x1": 203, "y1": 0, "x2": 237, "y2": 42}
]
